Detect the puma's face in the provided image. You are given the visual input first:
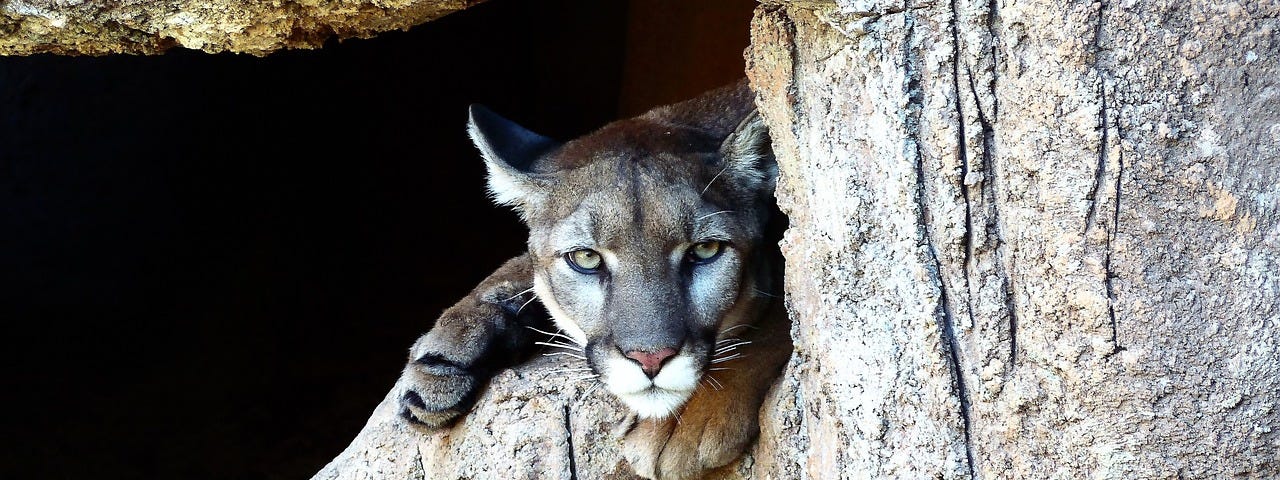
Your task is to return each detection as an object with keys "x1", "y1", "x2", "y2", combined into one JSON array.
[
  {"x1": 526, "y1": 164, "x2": 762, "y2": 418},
  {"x1": 467, "y1": 87, "x2": 773, "y2": 418}
]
